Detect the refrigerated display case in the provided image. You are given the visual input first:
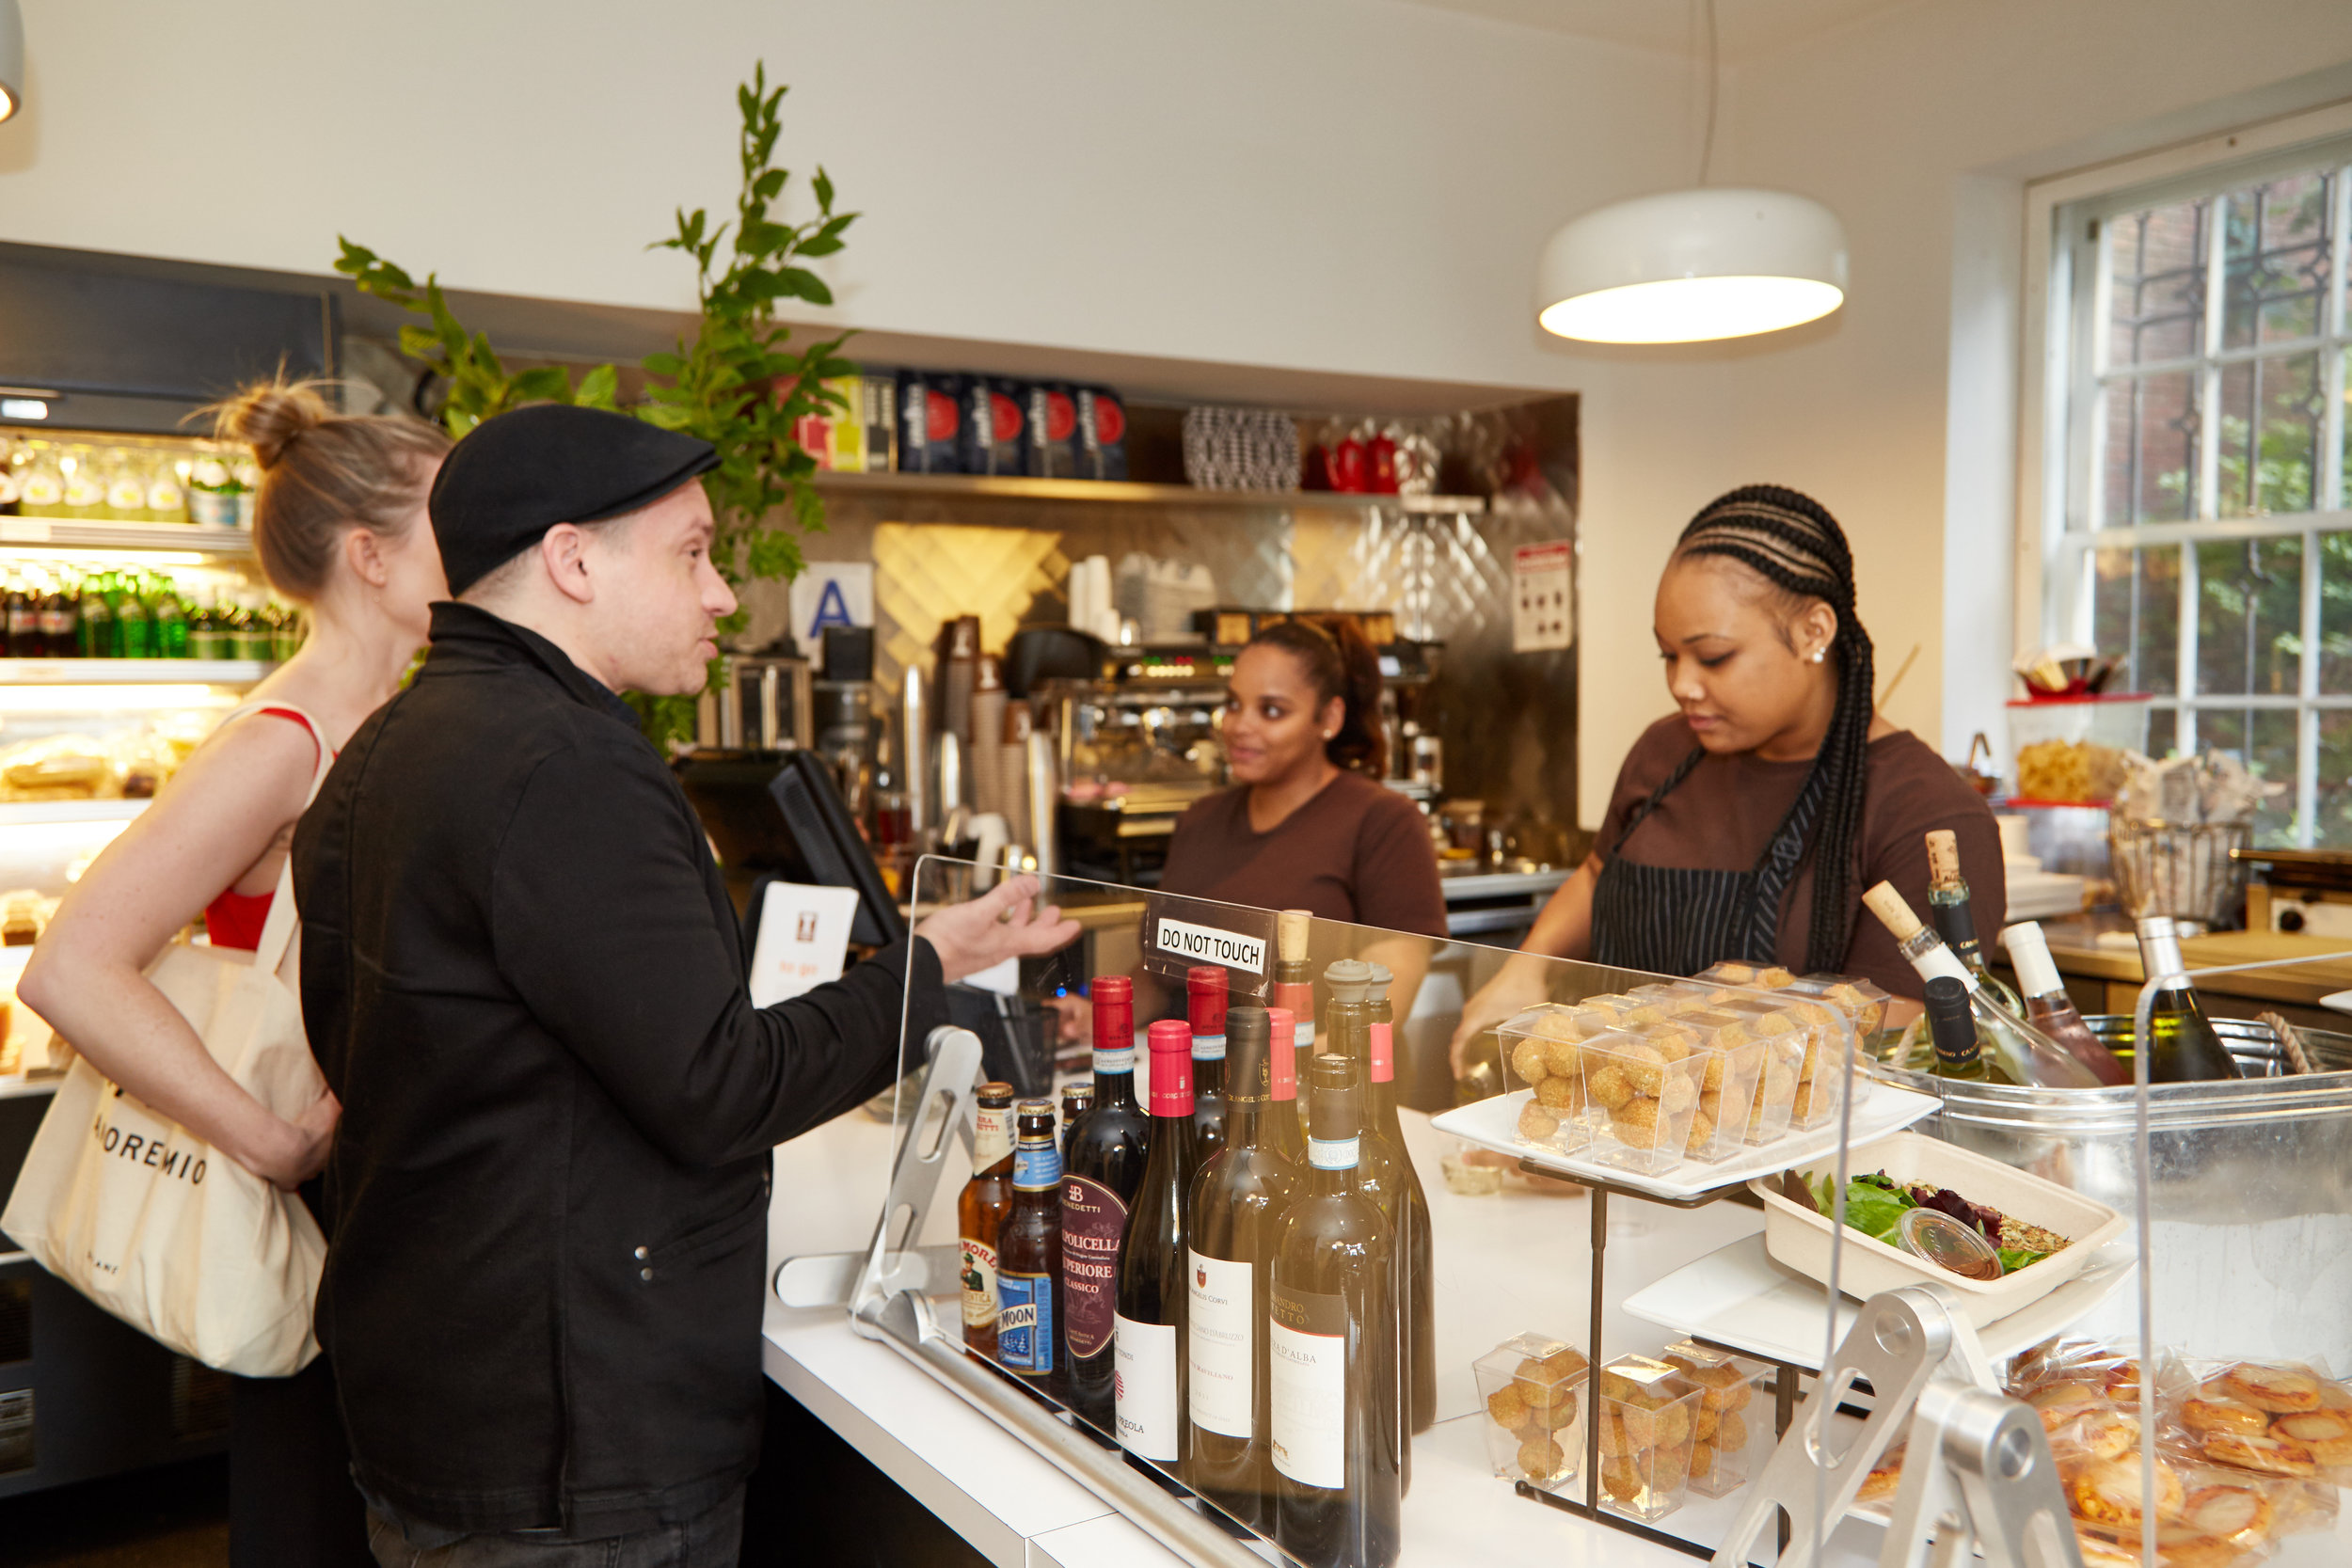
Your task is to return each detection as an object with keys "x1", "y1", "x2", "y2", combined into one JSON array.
[{"x1": 0, "y1": 434, "x2": 285, "y2": 1496}]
